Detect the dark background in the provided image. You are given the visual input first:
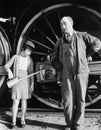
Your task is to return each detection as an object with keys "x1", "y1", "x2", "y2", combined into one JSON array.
[
  {"x1": 0, "y1": 0, "x2": 32, "y2": 17},
  {"x1": 0, "y1": 0, "x2": 101, "y2": 18}
]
